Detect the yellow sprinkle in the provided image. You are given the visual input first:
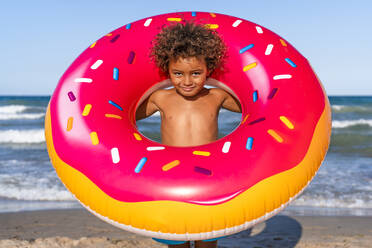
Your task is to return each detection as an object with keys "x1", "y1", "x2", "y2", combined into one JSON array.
[
  {"x1": 280, "y1": 116, "x2": 294, "y2": 129},
  {"x1": 210, "y1": 13, "x2": 216, "y2": 17},
  {"x1": 90, "y1": 132, "x2": 99, "y2": 145},
  {"x1": 241, "y1": 114, "x2": 250, "y2": 124},
  {"x1": 89, "y1": 42, "x2": 96, "y2": 48},
  {"x1": 66, "y1": 117, "x2": 73, "y2": 131},
  {"x1": 192, "y1": 151, "x2": 211, "y2": 156},
  {"x1": 243, "y1": 62, "x2": 257, "y2": 72},
  {"x1": 205, "y1": 24, "x2": 219, "y2": 29},
  {"x1": 82, "y1": 104, "x2": 92, "y2": 116},
  {"x1": 133, "y1": 133, "x2": 142, "y2": 141},
  {"x1": 105, "y1": 114, "x2": 122, "y2": 120},
  {"x1": 162, "y1": 160, "x2": 180, "y2": 171},
  {"x1": 106, "y1": 33, "x2": 113, "y2": 36},
  {"x1": 267, "y1": 129, "x2": 283, "y2": 143},
  {"x1": 280, "y1": 39, "x2": 287, "y2": 47},
  {"x1": 167, "y1": 17, "x2": 182, "y2": 22}
]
